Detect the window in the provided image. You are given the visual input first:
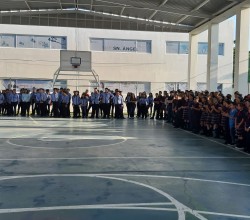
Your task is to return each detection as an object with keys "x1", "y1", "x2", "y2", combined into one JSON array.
[
  {"x1": 90, "y1": 38, "x2": 104, "y2": 51},
  {"x1": 0, "y1": 34, "x2": 67, "y2": 50},
  {"x1": 179, "y1": 42, "x2": 189, "y2": 54},
  {"x1": 17, "y1": 35, "x2": 35, "y2": 48},
  {"x1": 0, "y1": 34, "x2": 15, "y2": 47},
  {"x1": 198, "y1": 42, "x2": 225, "y2": 56},
  {"x1": 198, "y1": 42, "x2": 208, "y2": 55},
  {"x1": 90, "y1": 38, "x2": 152, "y2": 54},
  {"x1": 166, "y1": 41, "x2": 179, "y2": 54},
  {"x1": 166, "y1": 41, "x2": 225, "y2": 56}
]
